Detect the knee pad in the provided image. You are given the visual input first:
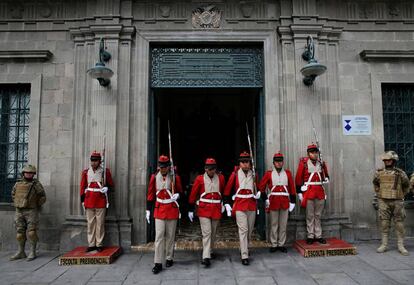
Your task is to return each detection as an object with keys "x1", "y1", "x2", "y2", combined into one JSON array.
[
  {"x1": 16, "y1": 233, "x2": 26, "y2": 241},
  {"x1": 27, "y1": 230, "x2": 38, "y2": 242}
]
